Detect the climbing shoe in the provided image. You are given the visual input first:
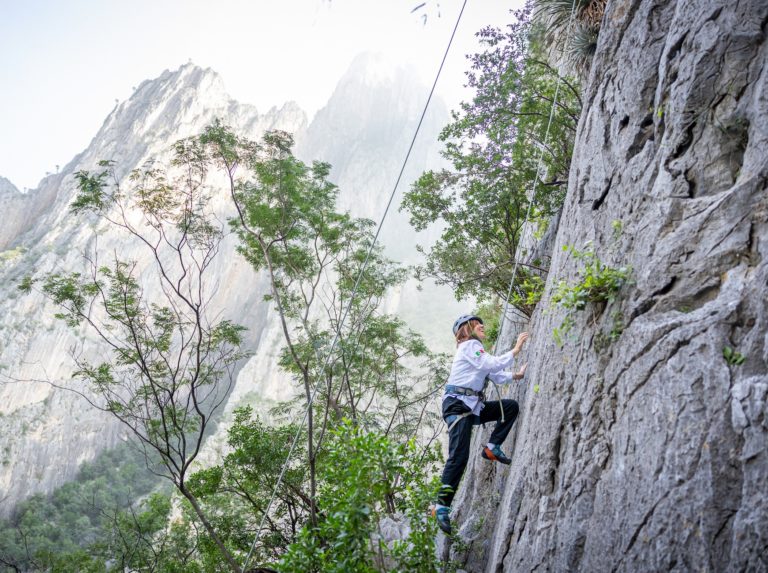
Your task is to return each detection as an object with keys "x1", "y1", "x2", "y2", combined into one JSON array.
[
  {"x1": 482, "y1": 445, "x2": 512, "y2": 465},
  {"x1": 432, "y1": 506, "x2": 452, "y2": 534}
]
